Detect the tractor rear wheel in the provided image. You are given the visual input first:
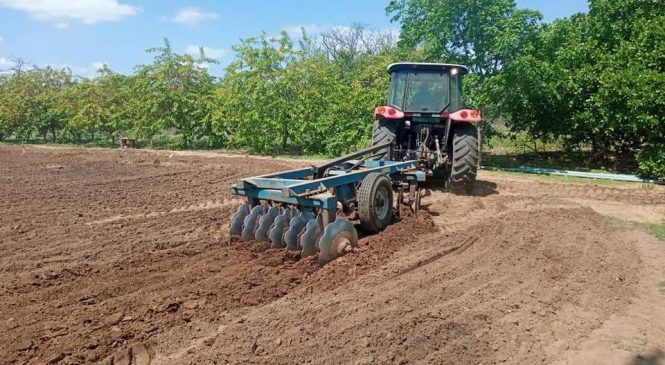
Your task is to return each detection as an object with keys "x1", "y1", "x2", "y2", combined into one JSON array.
[
  {"x1": 448, "y1": 123, "x2": 479, "y2": 195},
  {"x1": 358, "y1": 173, "x2": 393, "y2": 233},
  {"x1": 369, "y1": 119, "x2": 396, "y2": 160}
]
